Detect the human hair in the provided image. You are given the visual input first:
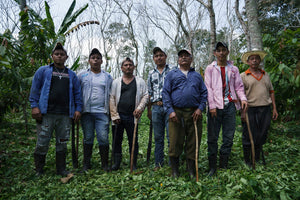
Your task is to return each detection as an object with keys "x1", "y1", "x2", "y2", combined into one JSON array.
[{"x1": 121, "y1": 57, "x2": 134, "y2": 67}]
